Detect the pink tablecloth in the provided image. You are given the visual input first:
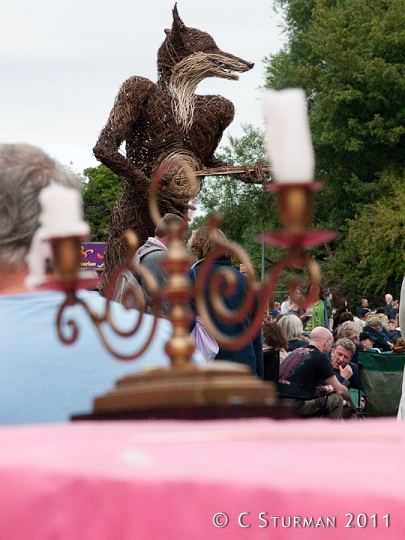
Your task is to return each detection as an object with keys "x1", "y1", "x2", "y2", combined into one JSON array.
[{"x1": 0, "y1": 418, "x2": 403, "y2": 539}]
